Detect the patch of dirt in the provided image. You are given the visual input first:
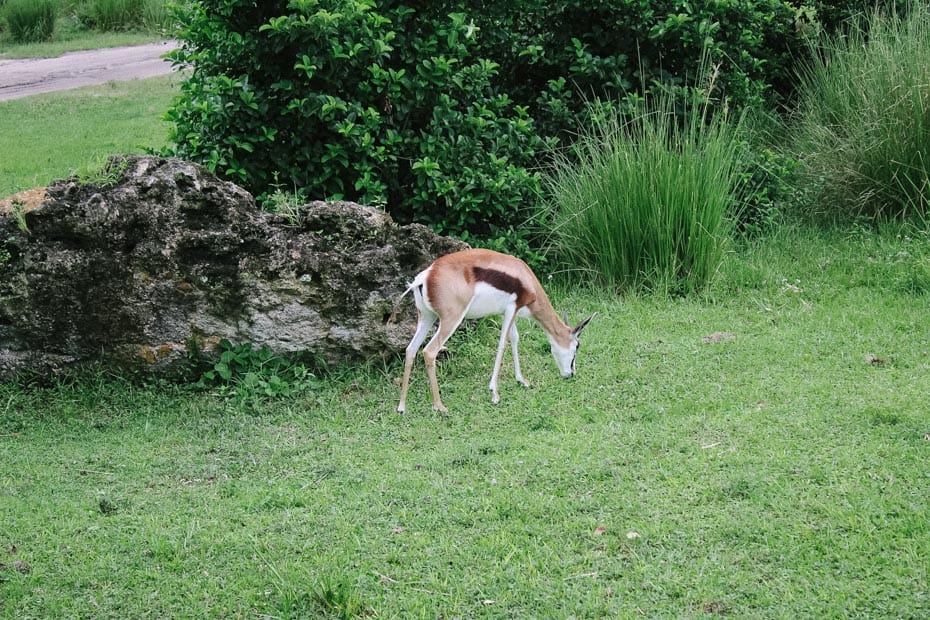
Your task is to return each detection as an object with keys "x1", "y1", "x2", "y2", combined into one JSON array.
[
  {"x1": 703, "y1": 331, "x2": 736, "y2": 344},
  {"x1": 702, "y1": 600, "x2": 728, "y2": 615},
  {"x1": 0, "y1": 187, "x2": 46, "y2": 215},
  {"x1": 1, "y1": 545, "x2": 30, "y2": 577},
  {"x1": 0, "y1": 560, "x2": 31, "y2": 574}
]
